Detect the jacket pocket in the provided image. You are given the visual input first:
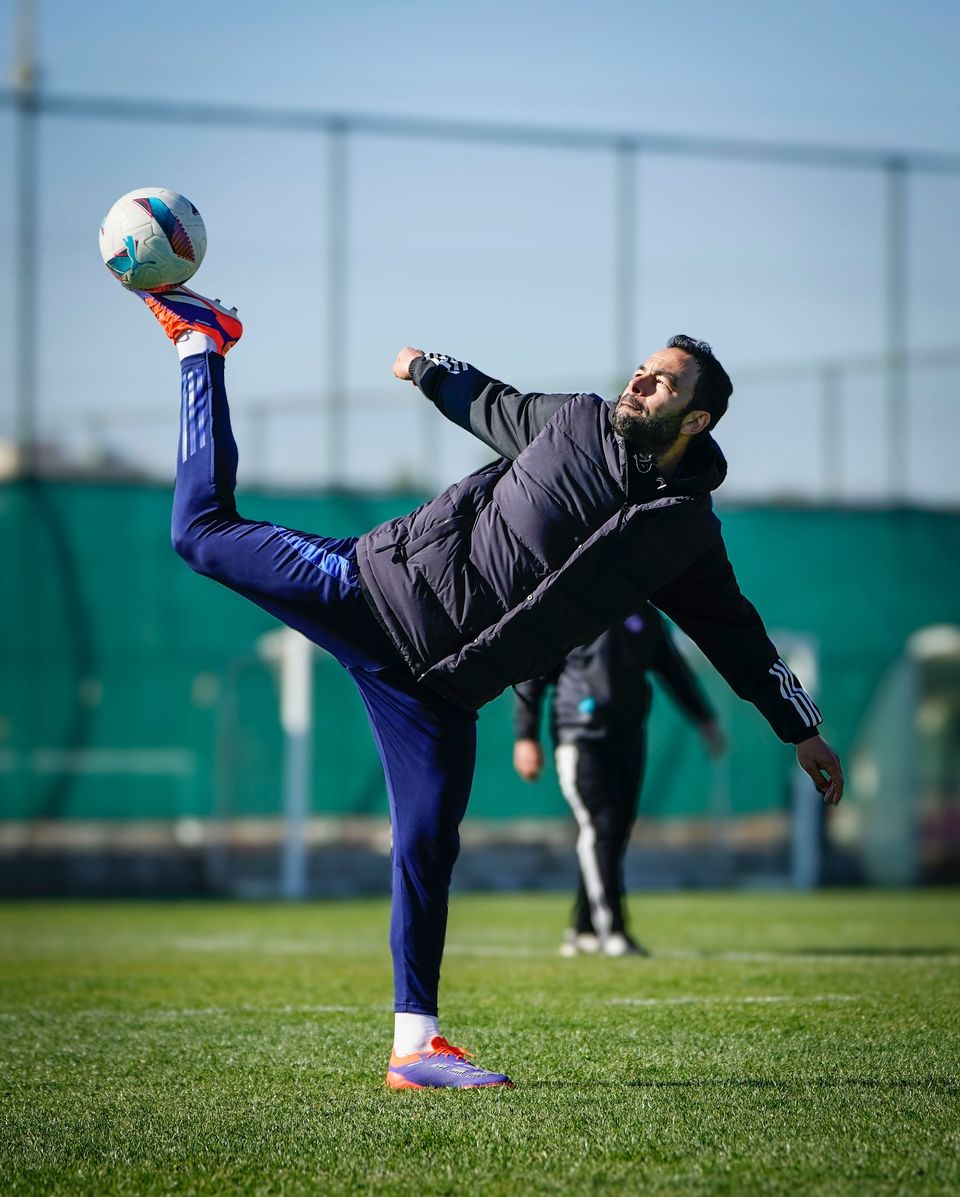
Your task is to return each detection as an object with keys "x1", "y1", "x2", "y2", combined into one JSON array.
[{"x1": 404, "y1": 514, "x2": 473, "y2": 560}]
